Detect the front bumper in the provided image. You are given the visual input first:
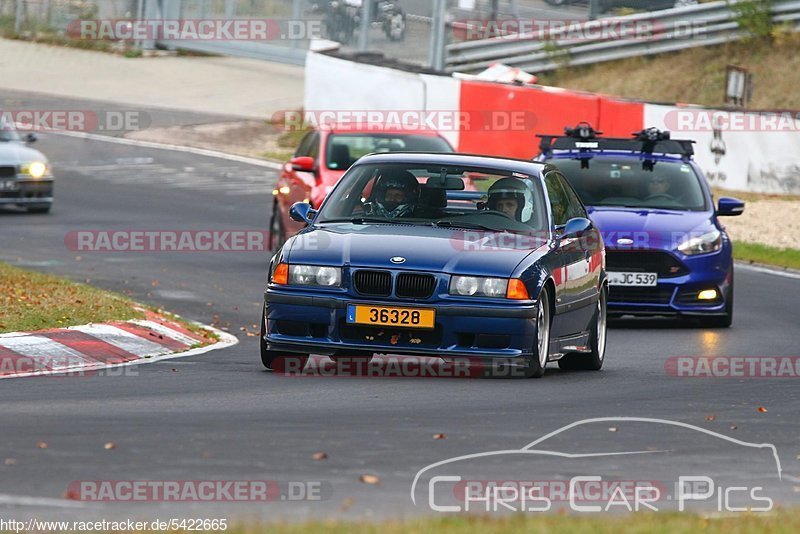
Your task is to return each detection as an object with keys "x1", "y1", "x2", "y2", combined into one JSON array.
[
  {"x1": 607, "y1": 249, "x2": 732, "y2": 317},
  {"x1": 263, "y1": 289, "x2": 539, "y2": 360},
  {"x1": 0, "y1": 179, "x2": 54, "y2": 205}
]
